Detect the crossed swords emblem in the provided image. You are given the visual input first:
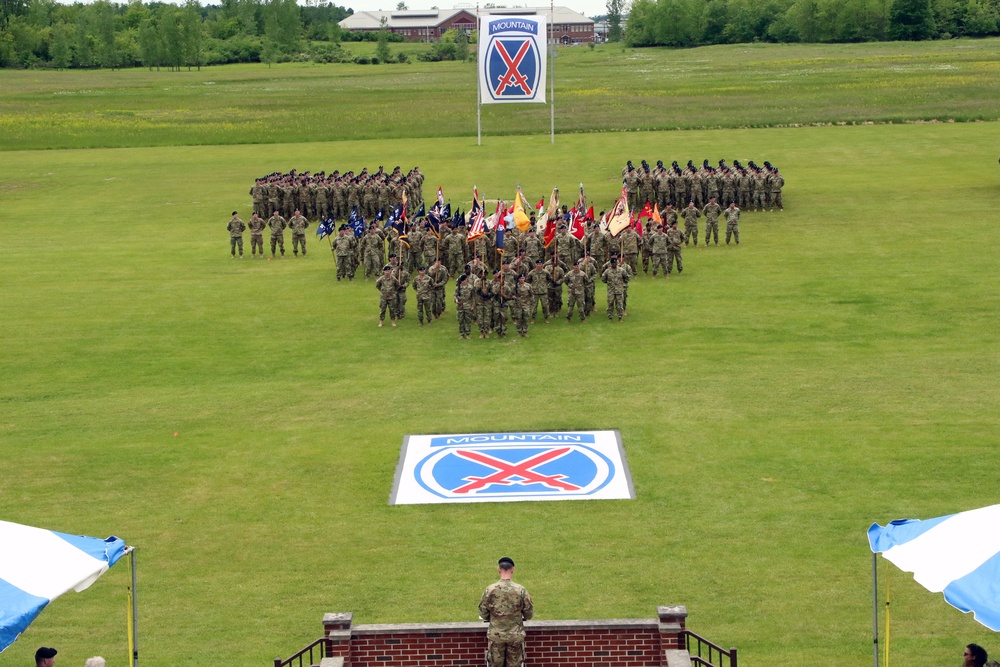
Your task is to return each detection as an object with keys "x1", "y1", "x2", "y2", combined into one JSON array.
[
  {"x1": 492, "y1": 40, "x2": 534, "y2": 96},
  {"x1": 451, "y1": 447, "x2": 581, "y2": 494}
]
